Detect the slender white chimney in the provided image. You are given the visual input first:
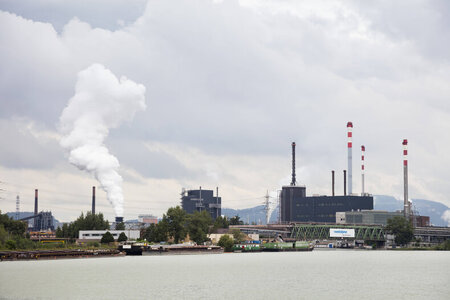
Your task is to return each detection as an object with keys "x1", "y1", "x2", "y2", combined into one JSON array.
[
  {"x1": 347, "y1": 122, "x2": 353, "y2": 195},
  {"x1": 361, "y1": 145, "x2": 365, "y2": 195},
  {"x1": 403, "y1": 139, "x2": 410, "y2": 217}
]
